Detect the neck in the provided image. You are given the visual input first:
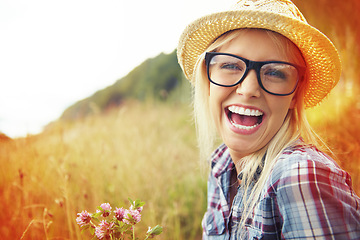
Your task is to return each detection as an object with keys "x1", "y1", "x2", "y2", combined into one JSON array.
[{"x1": 228, "y1": 149, "x2": 247, "y2": 178}]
